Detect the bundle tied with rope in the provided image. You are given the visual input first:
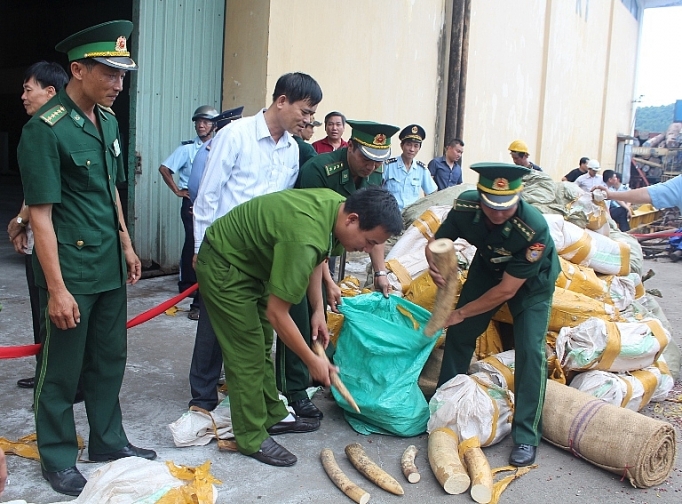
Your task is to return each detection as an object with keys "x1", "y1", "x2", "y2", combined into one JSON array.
[{"x1": 542, "y1": 379, "x2": 676, "y2": 488}]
